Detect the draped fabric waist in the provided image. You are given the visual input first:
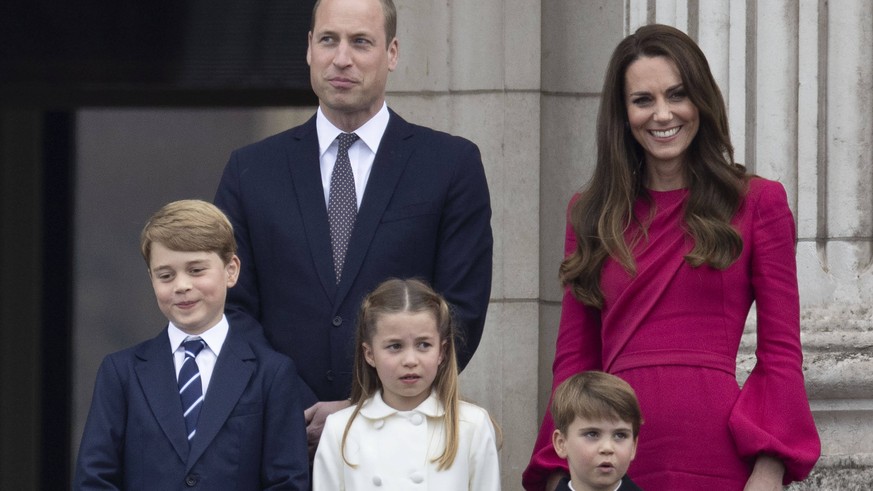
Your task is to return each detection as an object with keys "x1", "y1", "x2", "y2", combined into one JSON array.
[{"x1": 610, "y1": 349, "x2": 736, "y2": 376}]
